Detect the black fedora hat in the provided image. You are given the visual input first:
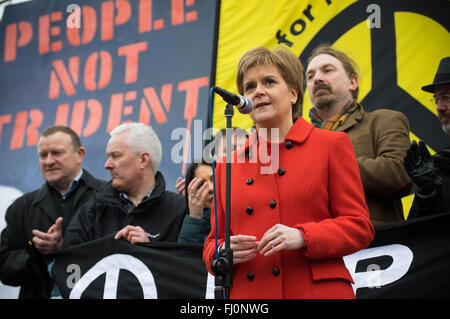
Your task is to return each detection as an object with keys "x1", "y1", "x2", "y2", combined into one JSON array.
[{"x1": 422, "y1": 56, "x2": 450, "y2": 92}]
